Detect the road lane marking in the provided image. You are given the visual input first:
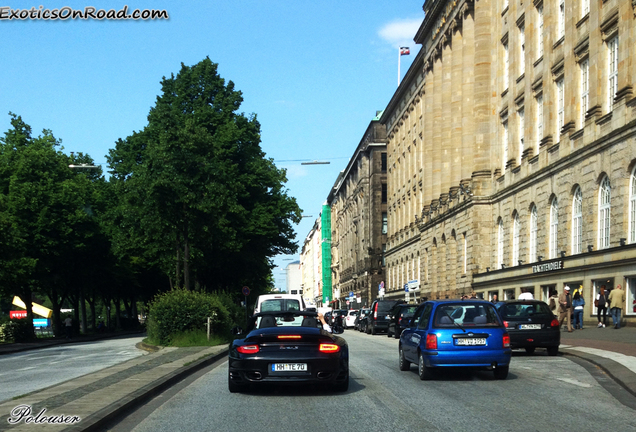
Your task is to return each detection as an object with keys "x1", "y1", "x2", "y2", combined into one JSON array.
[{"x1": 556, "y1": 377, "x2": 592, "y2": 388}]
